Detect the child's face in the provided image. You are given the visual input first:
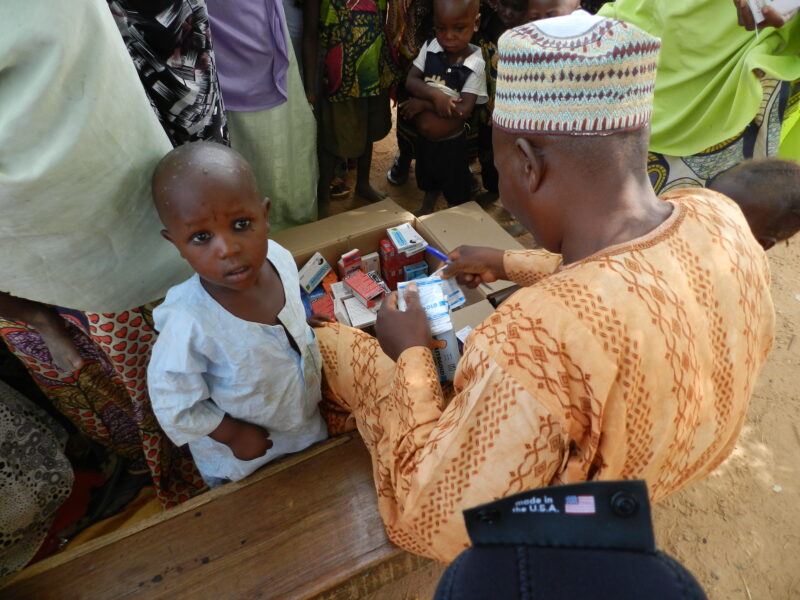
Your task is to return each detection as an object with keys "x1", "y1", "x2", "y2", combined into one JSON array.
[
  {"x1": 498, "y1": 0, "x2": 529, "y2": 29},
  {"x1": 526, "y1": 0, "x2": 579, "y2": 22},
  {"x1": 433, "y1": 3, "x2": 480, "y2": 55},
  {"x1": 160, "y1": 177, "x2": 270, "y2": 293}
]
